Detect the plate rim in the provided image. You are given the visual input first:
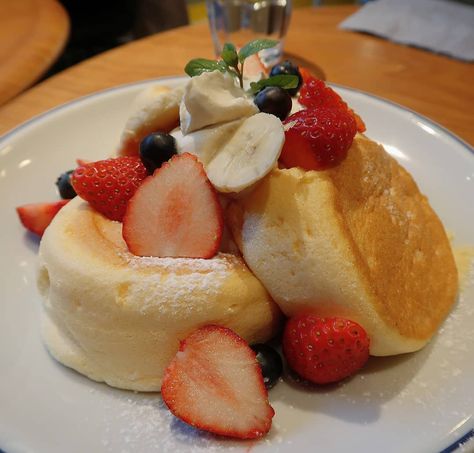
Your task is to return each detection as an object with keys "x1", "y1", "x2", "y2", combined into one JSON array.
[{"x1": 1, "y1": 76, "x2": 473, "y2": 159}]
